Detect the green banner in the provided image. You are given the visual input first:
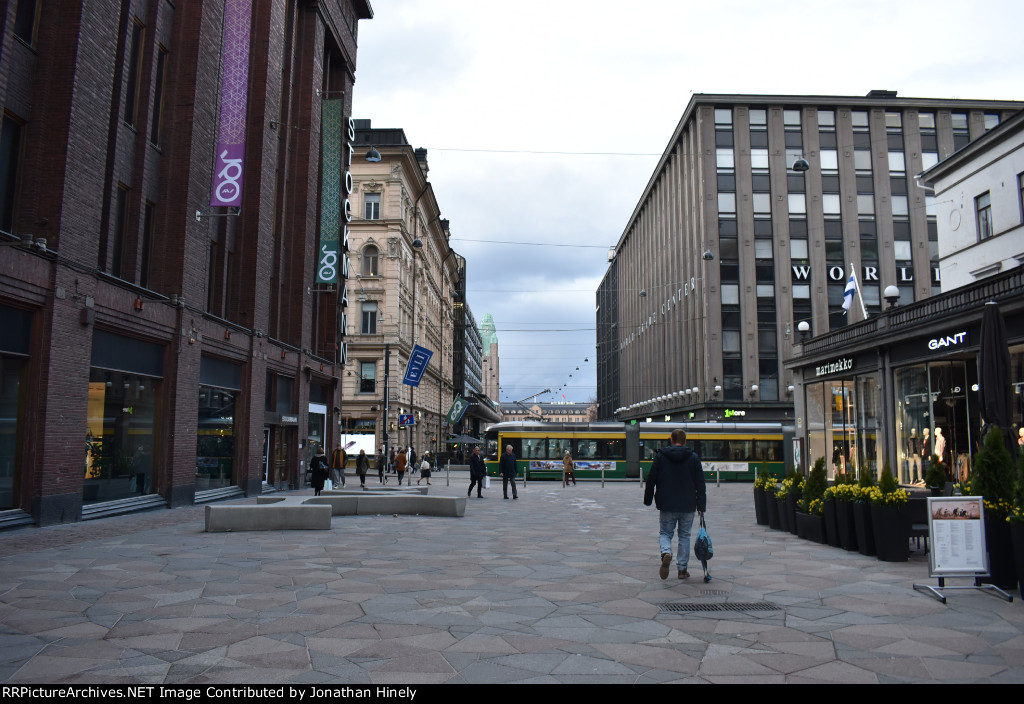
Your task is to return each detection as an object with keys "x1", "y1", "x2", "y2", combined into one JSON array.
[
  {"x1": 317, "y1": 99, "x2": 342, "y2": 283},
  {"x1": 445, "y1": 396, "x2": 470, "y2": 425}
]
